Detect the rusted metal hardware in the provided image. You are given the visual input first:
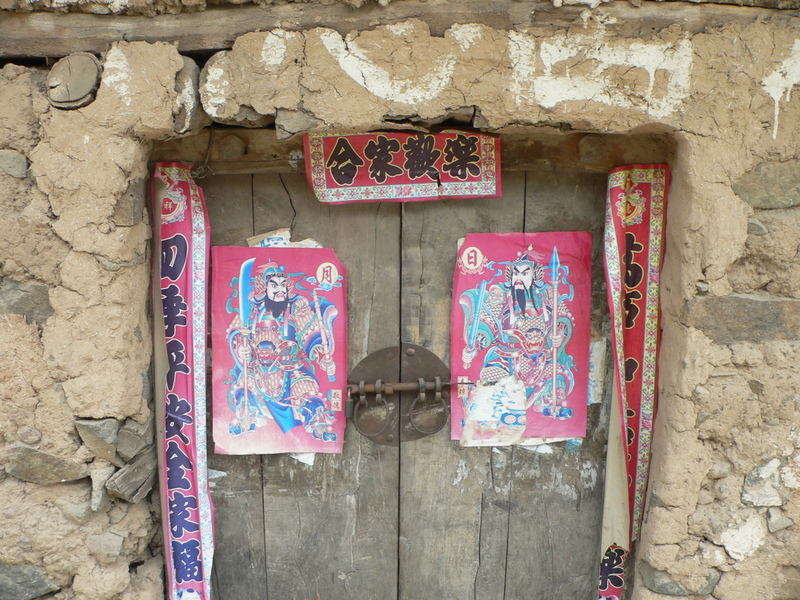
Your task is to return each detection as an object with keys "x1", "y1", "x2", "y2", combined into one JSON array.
[{"x1": 346, "y1": 343, "x2": 454, "y2": 446}]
